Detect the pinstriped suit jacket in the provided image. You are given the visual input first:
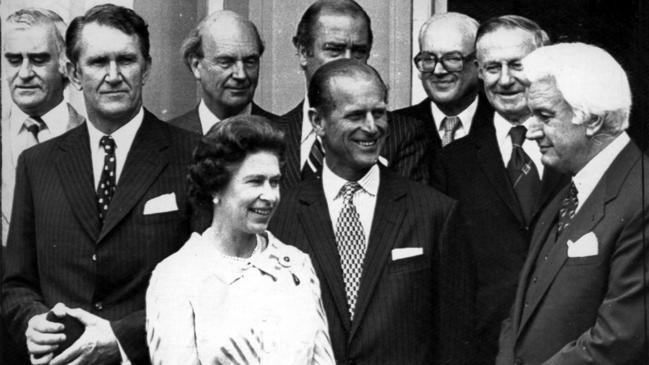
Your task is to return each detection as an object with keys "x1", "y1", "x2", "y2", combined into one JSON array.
[
  {"x1": 269, "y1": 167, "x2": 474, "y2": 365},
  {"x1": 276, "y1": 101, "x2": 433, "y2": 192},
  {"x1": 1, "y1": 111, "x2": 199, "y2": 365}
]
